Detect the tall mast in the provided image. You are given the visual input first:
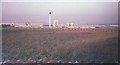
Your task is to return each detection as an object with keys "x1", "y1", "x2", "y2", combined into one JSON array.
[{"x1": 49, "y1": 12, "x2": 51, "y2": 27}]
